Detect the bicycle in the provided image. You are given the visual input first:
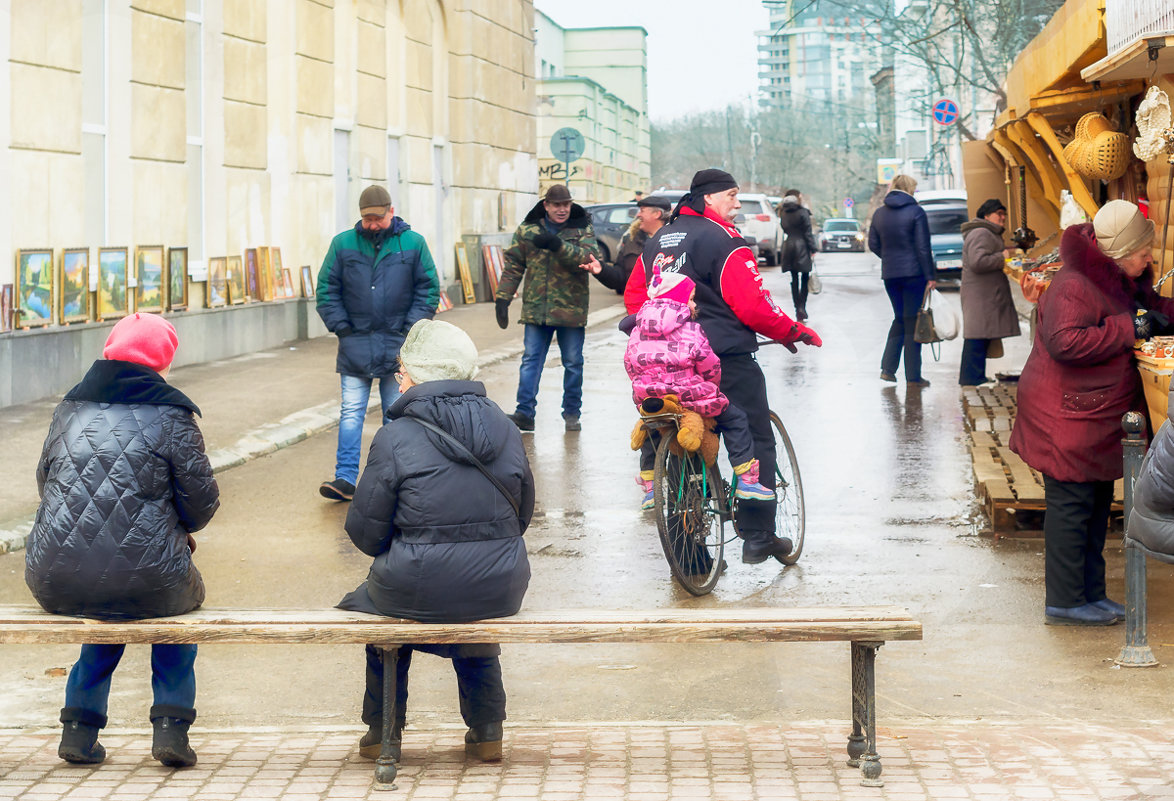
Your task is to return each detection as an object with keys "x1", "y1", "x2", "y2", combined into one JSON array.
[{"x1": 640, "y1": 404, "x2": 805, "y2": 596}]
